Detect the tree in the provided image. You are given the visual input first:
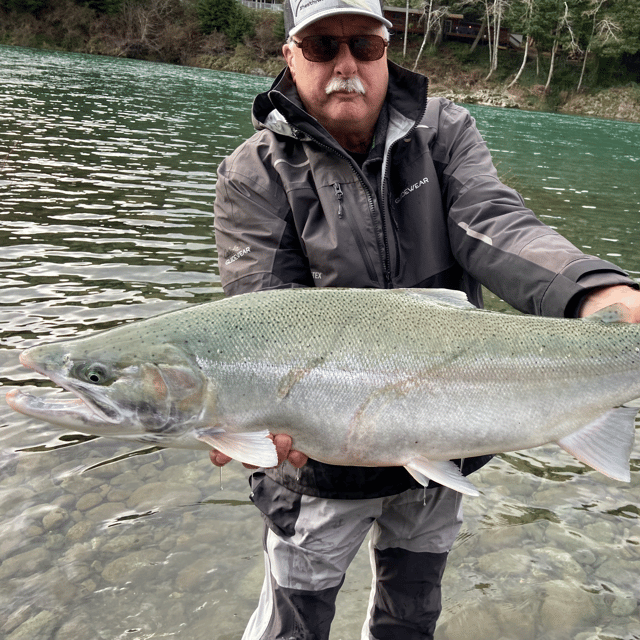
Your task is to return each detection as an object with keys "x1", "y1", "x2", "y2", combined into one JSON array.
[
  {"x1": 506, "y1": 0, "x2": 534, "y2": 88},
  {"x1": 469, "y1": 15, "x2": 486, "y2": 52},
  {"x1": 485, "y1": 0, "x2": 508, "y2": 80},
  {"x1": 413, "y1": 1, "x2": 450, "y2": 71},
  {"x1": 453, "y1": 0, "x2": 509, "y2": 78},
  {"x1": 543, "y1": 0, "x2": 581, "y2": 92},
  {"x1": 595, "y1": 0, "x2": 640, "y2": 58},
  {"x1": 583, "y1": 0, "x2": 640, "y2": 85},
  {"x1": 576, "y1": 0, "x2": 612, "y2": 90},
  {"x1": 197, "y1": 0, "x2": 252, "y2": 44},
  {"x1": 118, "y1": 0, "x2": 179, "y2": 55},
  {"x1": 507, "y1": 0, "x2": 581, "y2": 92}
]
